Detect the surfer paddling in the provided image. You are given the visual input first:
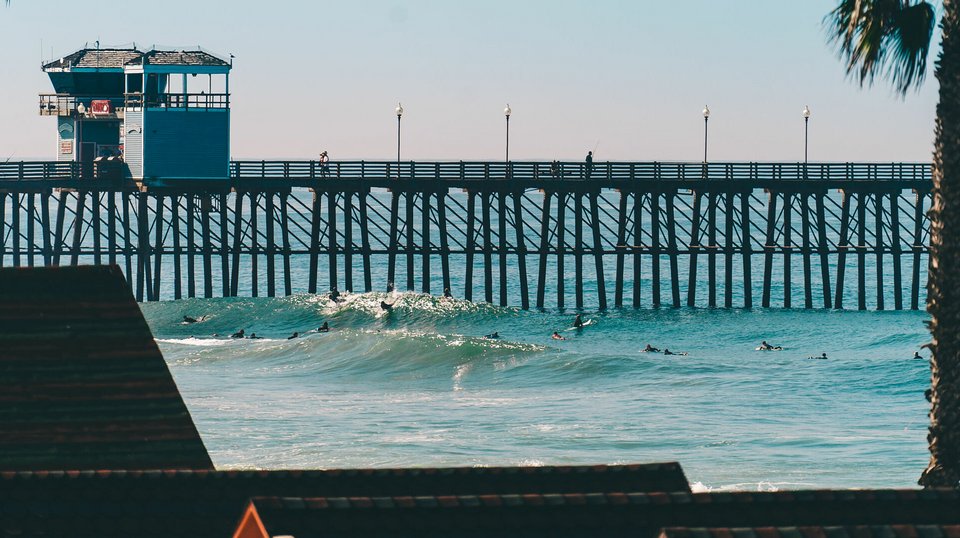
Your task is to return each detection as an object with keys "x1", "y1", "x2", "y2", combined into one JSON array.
[
  {"x1": 230, "y1": 329, "x2": 245, "y2": 339},
  {"x1": 552, "y1": 331, "x2": 566, "y2": 340},
  {"x1": 758, "y1": 340, "x2": 783, "y2": 351},
  {"x1": 642, "y1": 344, "x2": 660, "y2": 353}
]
